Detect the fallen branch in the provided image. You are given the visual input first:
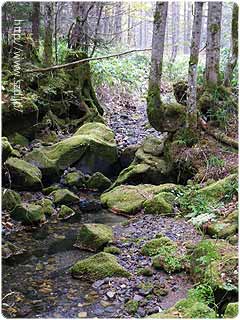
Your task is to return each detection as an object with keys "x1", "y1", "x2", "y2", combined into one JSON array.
[
  {"x1": 25, "y1": 48, "x2": 151, "y2": 74},
  {"x1": 199, "y1": 117, "x2": 238, "y2": 149}
]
